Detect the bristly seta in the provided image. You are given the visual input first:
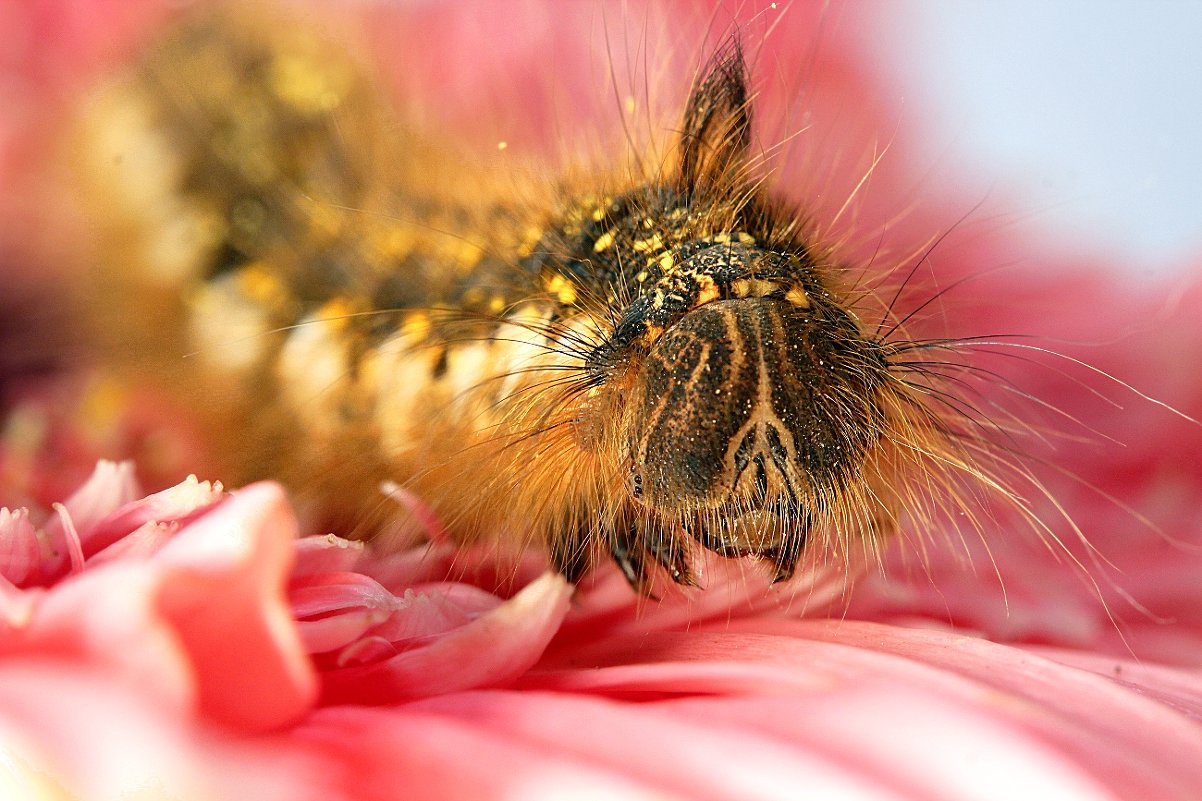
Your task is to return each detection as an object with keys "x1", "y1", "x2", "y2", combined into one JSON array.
[{"x1": 73, "y1": 6, "x2": 1038, "y2": 596}]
